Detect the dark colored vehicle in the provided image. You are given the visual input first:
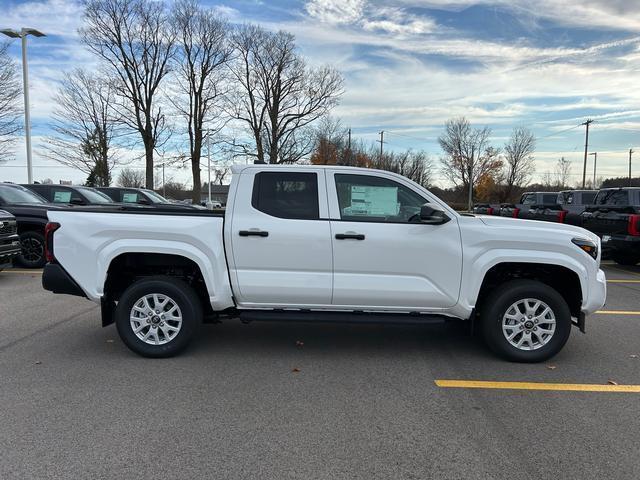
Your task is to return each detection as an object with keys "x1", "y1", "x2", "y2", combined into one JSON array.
[
  {"x1": 527, "y1": 190, "x2": 597, "y2": 226},
  {"x1": 23, "y1": 184, "x2": 118, "y2": 206},
  {"x1": 472, "y1": 203, "x2": 501, "y2": 215},
  {"x1": 500, "y1": 191, "x2": 559, "y2": 219},
  {"x1": 0, "y1": 183, "x2": 52, "y2": 268},
  {"x1": 581, "y1": 188, "x2": 640, "y2": 265},
  {"x1": 97, "y1": 187, "x2": 203, "y2": 210},
  {"x1": 0, "y1": 210, "x2": 21, "y2": 271}
]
